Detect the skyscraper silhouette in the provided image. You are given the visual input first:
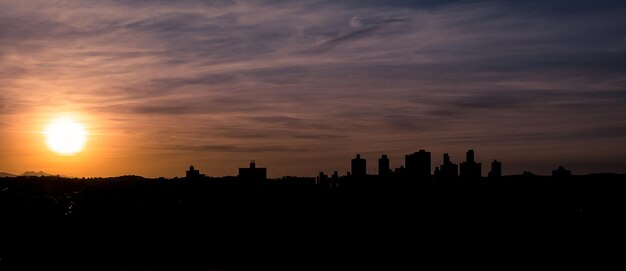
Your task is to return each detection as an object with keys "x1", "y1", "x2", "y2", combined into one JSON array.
[
  {"x1": 460, "y1": 150, "x2": 481, "y2": 179},
  {"x1": 331, "y1": 171, "x2": 340, "y2": 188},
  {"x1": 488, "y1": 160, "x2": 502, "y2": 178},
  {"x1": 318, "y1": 172, "x2": 329, "y2": 186},
  {"x1": 436, "y1": 153, "x2": 458, "y2": 179},
  {"x1": 405, "y1": 150, "x2": 431, "y2": 180},
  {"x1": 351, "y1": 154, "x2": 367, "y2": 177},
  {"x1": 378, "y1": 154, "x2": 390, "y2": 176}
]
